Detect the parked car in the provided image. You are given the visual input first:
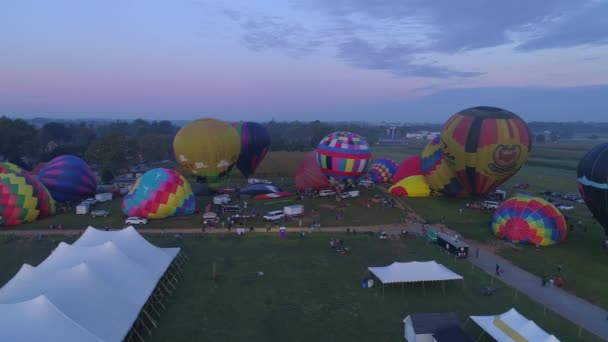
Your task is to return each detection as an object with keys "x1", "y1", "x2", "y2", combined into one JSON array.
[
  {"x1": 91, "y1": 210, "x2": 111, "y2": 218},
  {"x1": 83, "y1": 198, "x2": 97, "y2": 205},
  {"x1": 125, "y1": 217, "x2": 148, "y2": 225},
  {"x1": 557, "y1": 204, "x2": 574, "y2": 211},
  {"x1": 263, "y1": 210, "x2": 285, "y2": 221},
  {"x1": 339, "y1": 192, "x2": 351, "y2": 199},
  {"x1": 513, "y1": 183, "x2": 530, "y2": 189},
  {"x1": 319, "y1": 189, "x2": 336, "y2": 197},
  {"x1": 481, "y1": 201, "x2": 500, "y2": 209}
]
